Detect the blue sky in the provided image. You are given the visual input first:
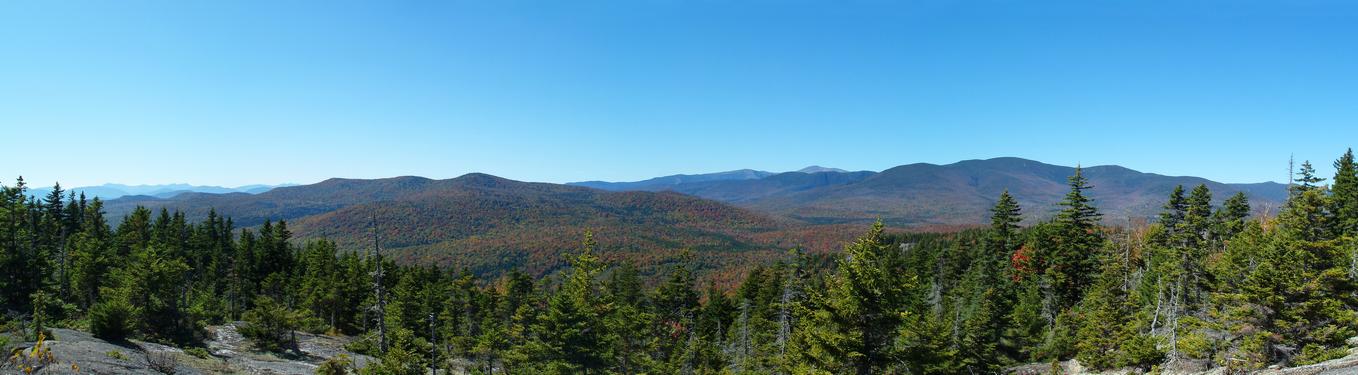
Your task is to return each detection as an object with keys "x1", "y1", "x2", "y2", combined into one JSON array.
[{"x1": 3, "y1": 0, "x2": 1357, "y2": 188}]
